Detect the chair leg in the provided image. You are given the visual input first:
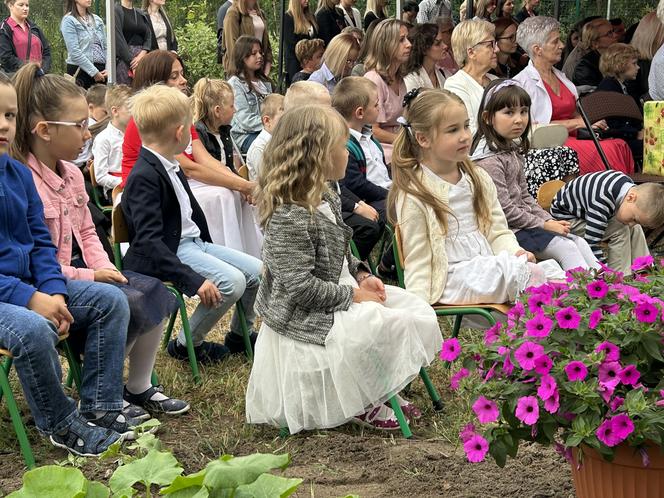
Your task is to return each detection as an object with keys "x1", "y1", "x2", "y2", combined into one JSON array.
[
  {"x1": 0, "y1": 356, "x2": 11, "y2": 403},
  {"x1": 235, "y1": 300, "x2": 253, "y2": 362},
  {"x1": 64, "y1": 369, "x2": 74, "y2": 390},
  {"x1": 151, "y1": 369, "x2": 159, "y2": 387},
  {"x1": 388, "y1": 395, "x2": 412, "y2": 439},
  {"x1": 419, "y1": 368, "x2": 444, "y2": 411},
  {"x1": 0, "y1": 359, "x2": 36, "y2": 469},
  {"x1": 279, "y1": 426, "x2": 290, "y2": 438},
  {"x1": 60, "y1": 340, "x2": 82, "y2": 392},
  {"x1": 161, "y1": 310, "x2": 178, "y2": 351},
  {"x1": 177, "y1": 299, "x2": 201, "y2": 386},
  {"x1": 451, "y1": 315, "x2": 463, "y2": 339}
]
